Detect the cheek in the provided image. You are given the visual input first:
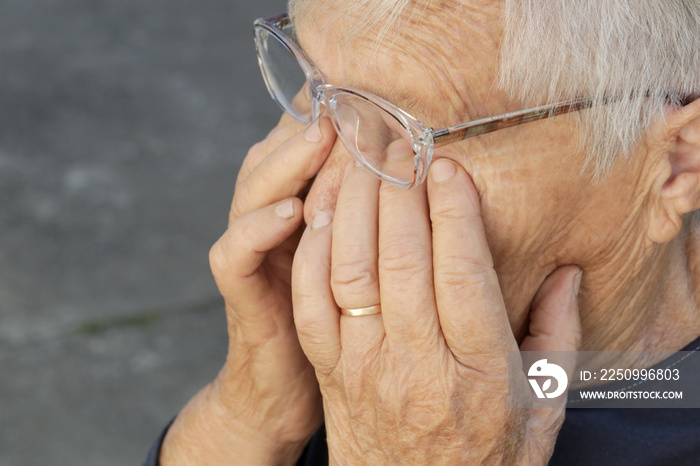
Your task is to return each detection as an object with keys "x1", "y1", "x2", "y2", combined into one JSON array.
[
  {"x1": 447, "y1": 138, "x2": 588, "y2": 334},
  {"x1": 303, "y1": 142, "x2": 354, "y2": 224},
  {"x1": 480, "y1": 170, "x2": 563, "y2": 260},
  {"x1": 452, "y1": 130, "x2": 586, "y2": 268}
]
